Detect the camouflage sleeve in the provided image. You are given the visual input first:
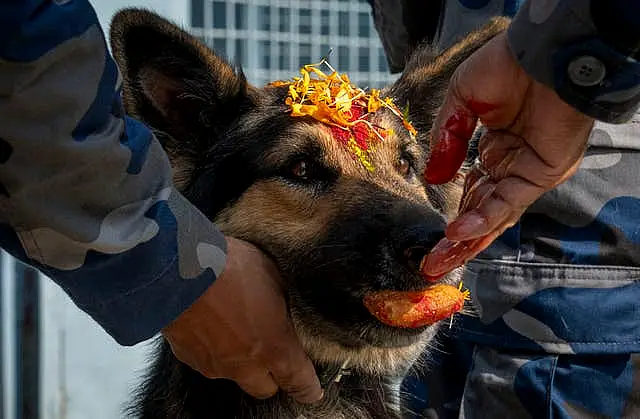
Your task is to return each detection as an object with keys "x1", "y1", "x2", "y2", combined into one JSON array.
[
  {"x1": 367, "y1": 0, "x2": 445, "y2": 73},
  {"x1": 368, "y1": 0, "x2": 523, "y2": 72},
  {"x1": 508, "y1": 0, "x2": 640, "y2": 123},
  {"x1": 0, "y1": 0, "x2": 228, "y2": 346}
]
